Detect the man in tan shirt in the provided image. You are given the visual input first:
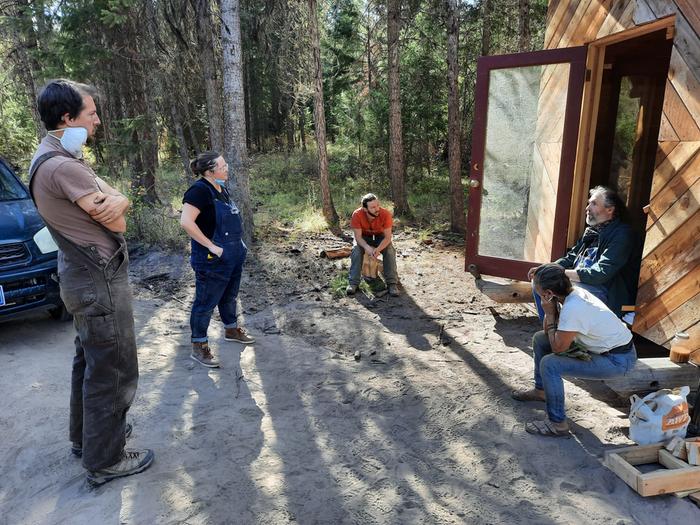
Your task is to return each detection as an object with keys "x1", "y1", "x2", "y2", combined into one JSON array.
[{"x1": 29, "y1": 79, "x2": 153, "y2": 485}]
